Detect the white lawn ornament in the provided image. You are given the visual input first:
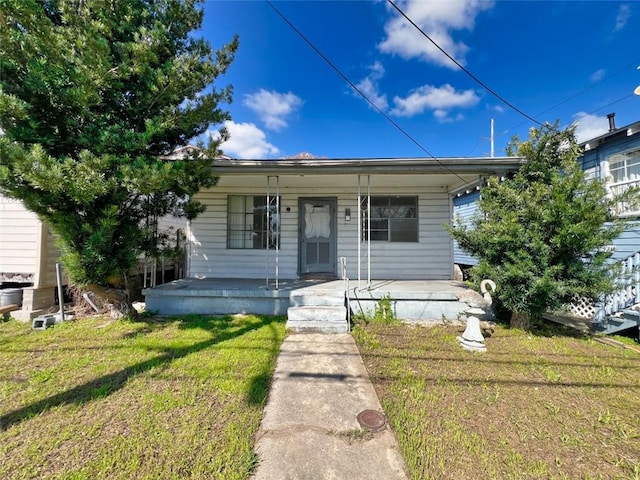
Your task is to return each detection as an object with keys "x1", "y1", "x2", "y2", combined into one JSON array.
[{"x1": 457, "y1": 280, "x2": 496, "y2": 353}]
